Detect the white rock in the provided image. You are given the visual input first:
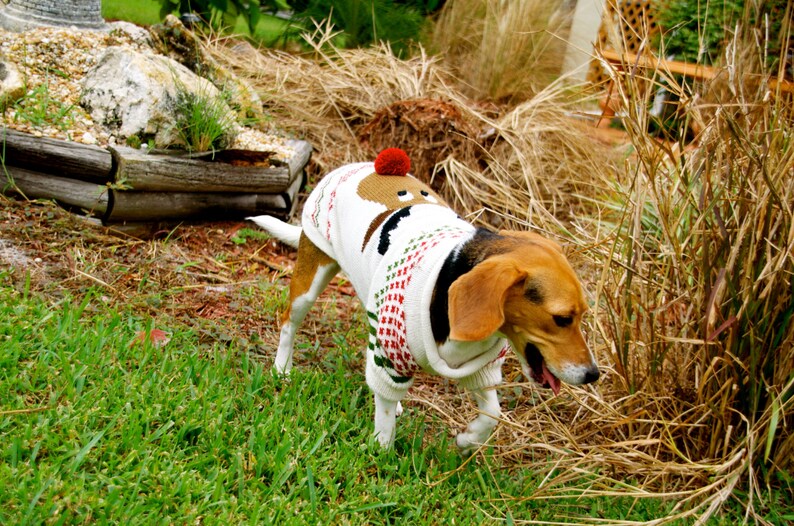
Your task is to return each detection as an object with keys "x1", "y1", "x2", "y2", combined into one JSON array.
[
  {"x1": 106, "y1": 21, "x2": 153, "y2": 47},
  {"x1": 0, "y1": 60, "x2": 25, "y2": 109},
  {"x1": 80, "y1": 46, "x2": 237, "y2": 149}
]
